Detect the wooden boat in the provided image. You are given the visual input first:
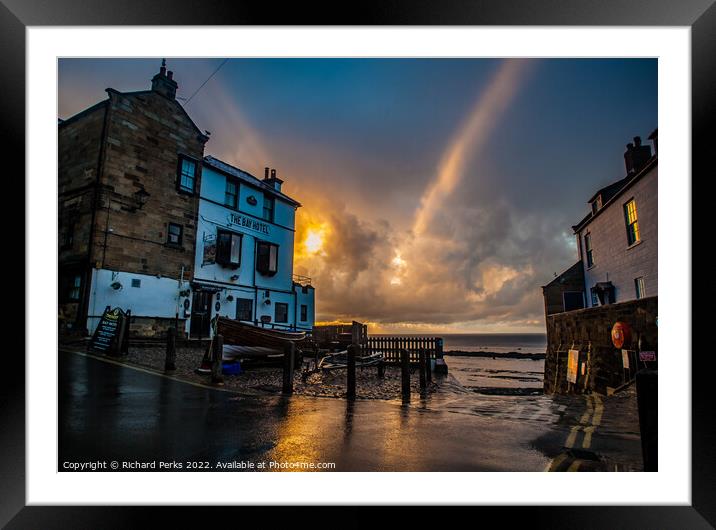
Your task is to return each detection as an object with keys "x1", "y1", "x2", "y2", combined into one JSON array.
[{"x1": 216, "y1": 317, "x2": 306, "y2": 351}]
